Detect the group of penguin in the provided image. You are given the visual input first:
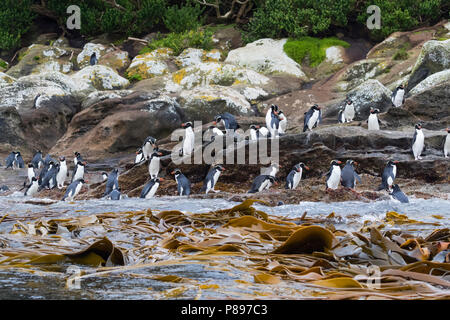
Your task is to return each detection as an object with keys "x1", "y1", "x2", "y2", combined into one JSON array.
[{"x1": 2, "y1": 83, "x2": 449, "y2": 203}]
